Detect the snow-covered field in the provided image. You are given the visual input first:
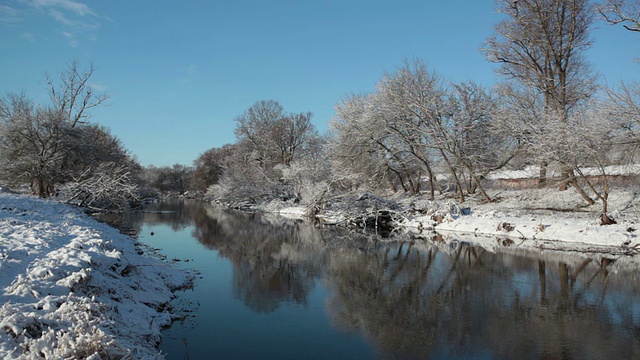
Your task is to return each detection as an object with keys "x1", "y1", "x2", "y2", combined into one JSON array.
[{"x1": 0, "y1": 193, "x2": 193, "y2": 359}]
